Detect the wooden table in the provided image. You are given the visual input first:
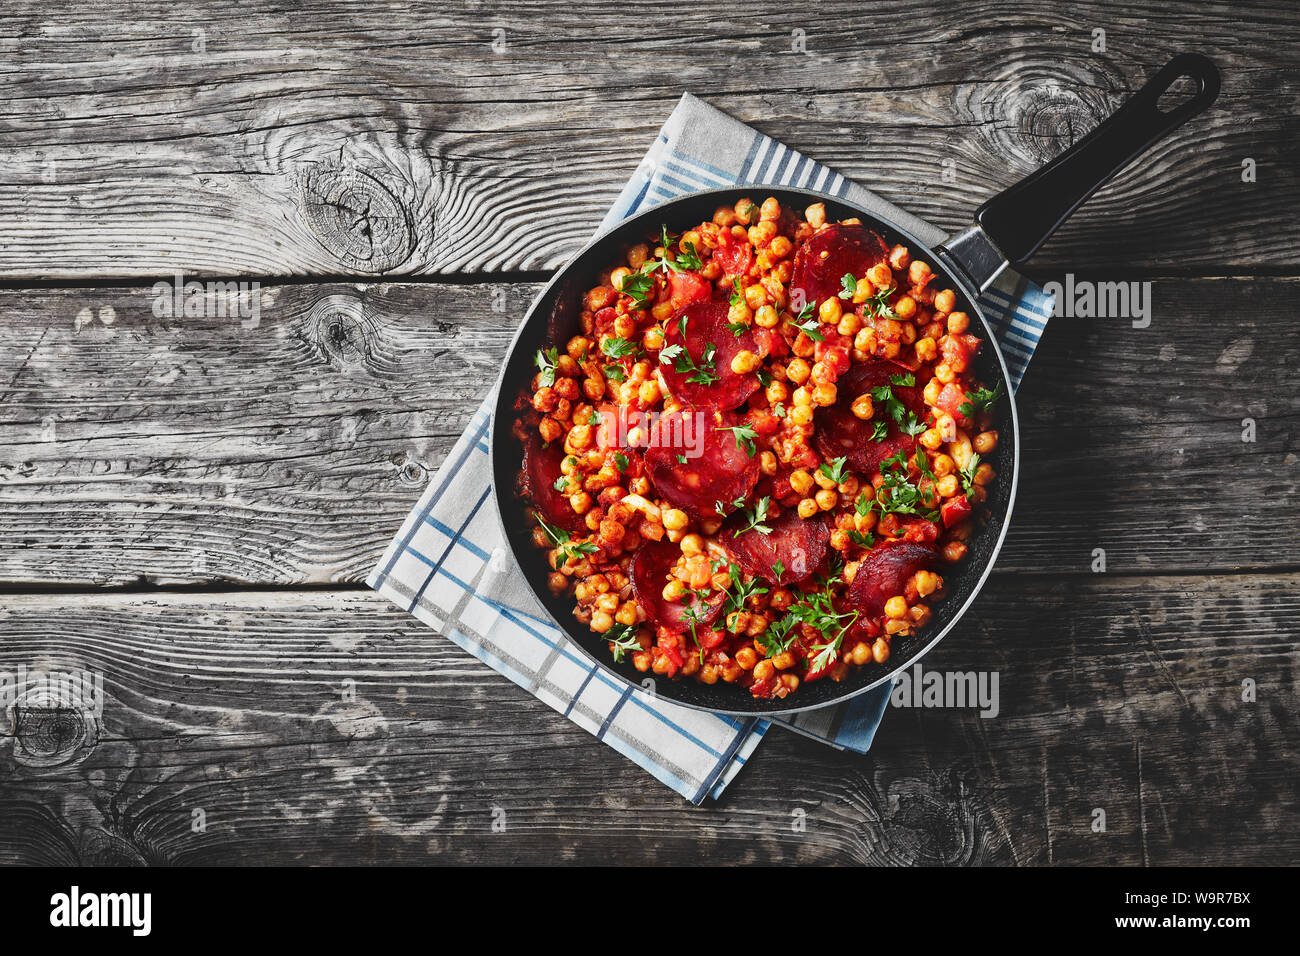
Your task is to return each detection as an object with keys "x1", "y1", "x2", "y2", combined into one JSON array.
[{"x1": 1, "y1": 0, "x2": 1296, "y2": 866}]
